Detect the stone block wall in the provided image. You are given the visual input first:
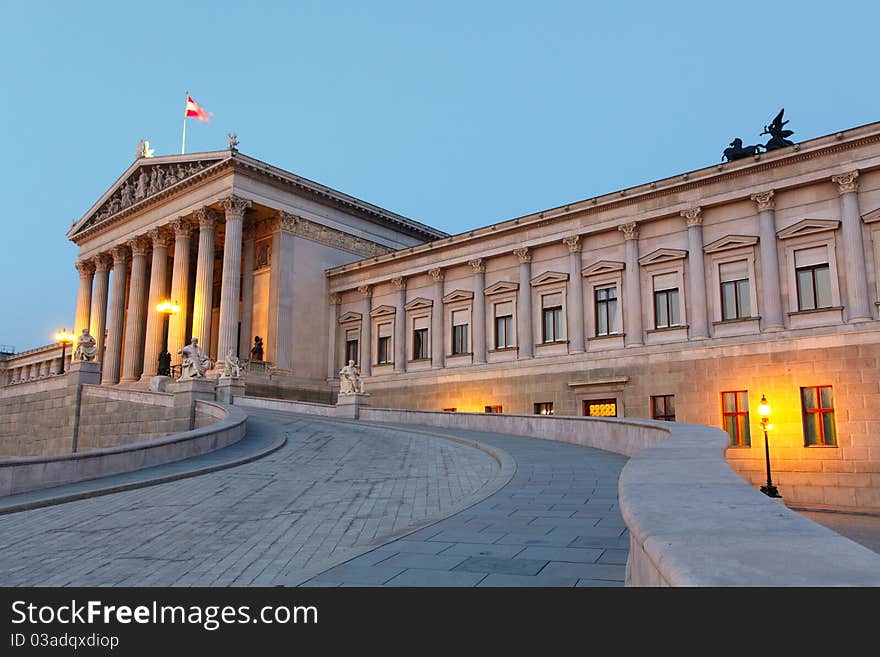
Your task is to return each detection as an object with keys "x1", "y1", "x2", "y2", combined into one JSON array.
[{"x1": 0, "y1": 377, "x2": 71, "y2": 456}]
